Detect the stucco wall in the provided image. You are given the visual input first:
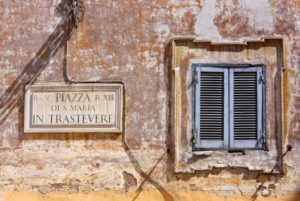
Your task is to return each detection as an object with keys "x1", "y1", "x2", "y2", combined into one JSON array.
[{"x1": 0, "y1": 0, "x2": 300, "y2": 200}]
